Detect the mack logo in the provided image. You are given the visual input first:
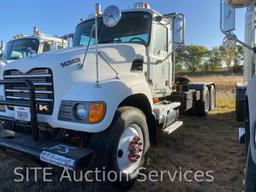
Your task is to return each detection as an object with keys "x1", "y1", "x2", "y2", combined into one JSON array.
[
  {"x1": 60, "y1": 57, "x2": 81, "y2": 68},
  {"x1": 39, "y1": 104, "x2": 48, "y2": 112}
]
